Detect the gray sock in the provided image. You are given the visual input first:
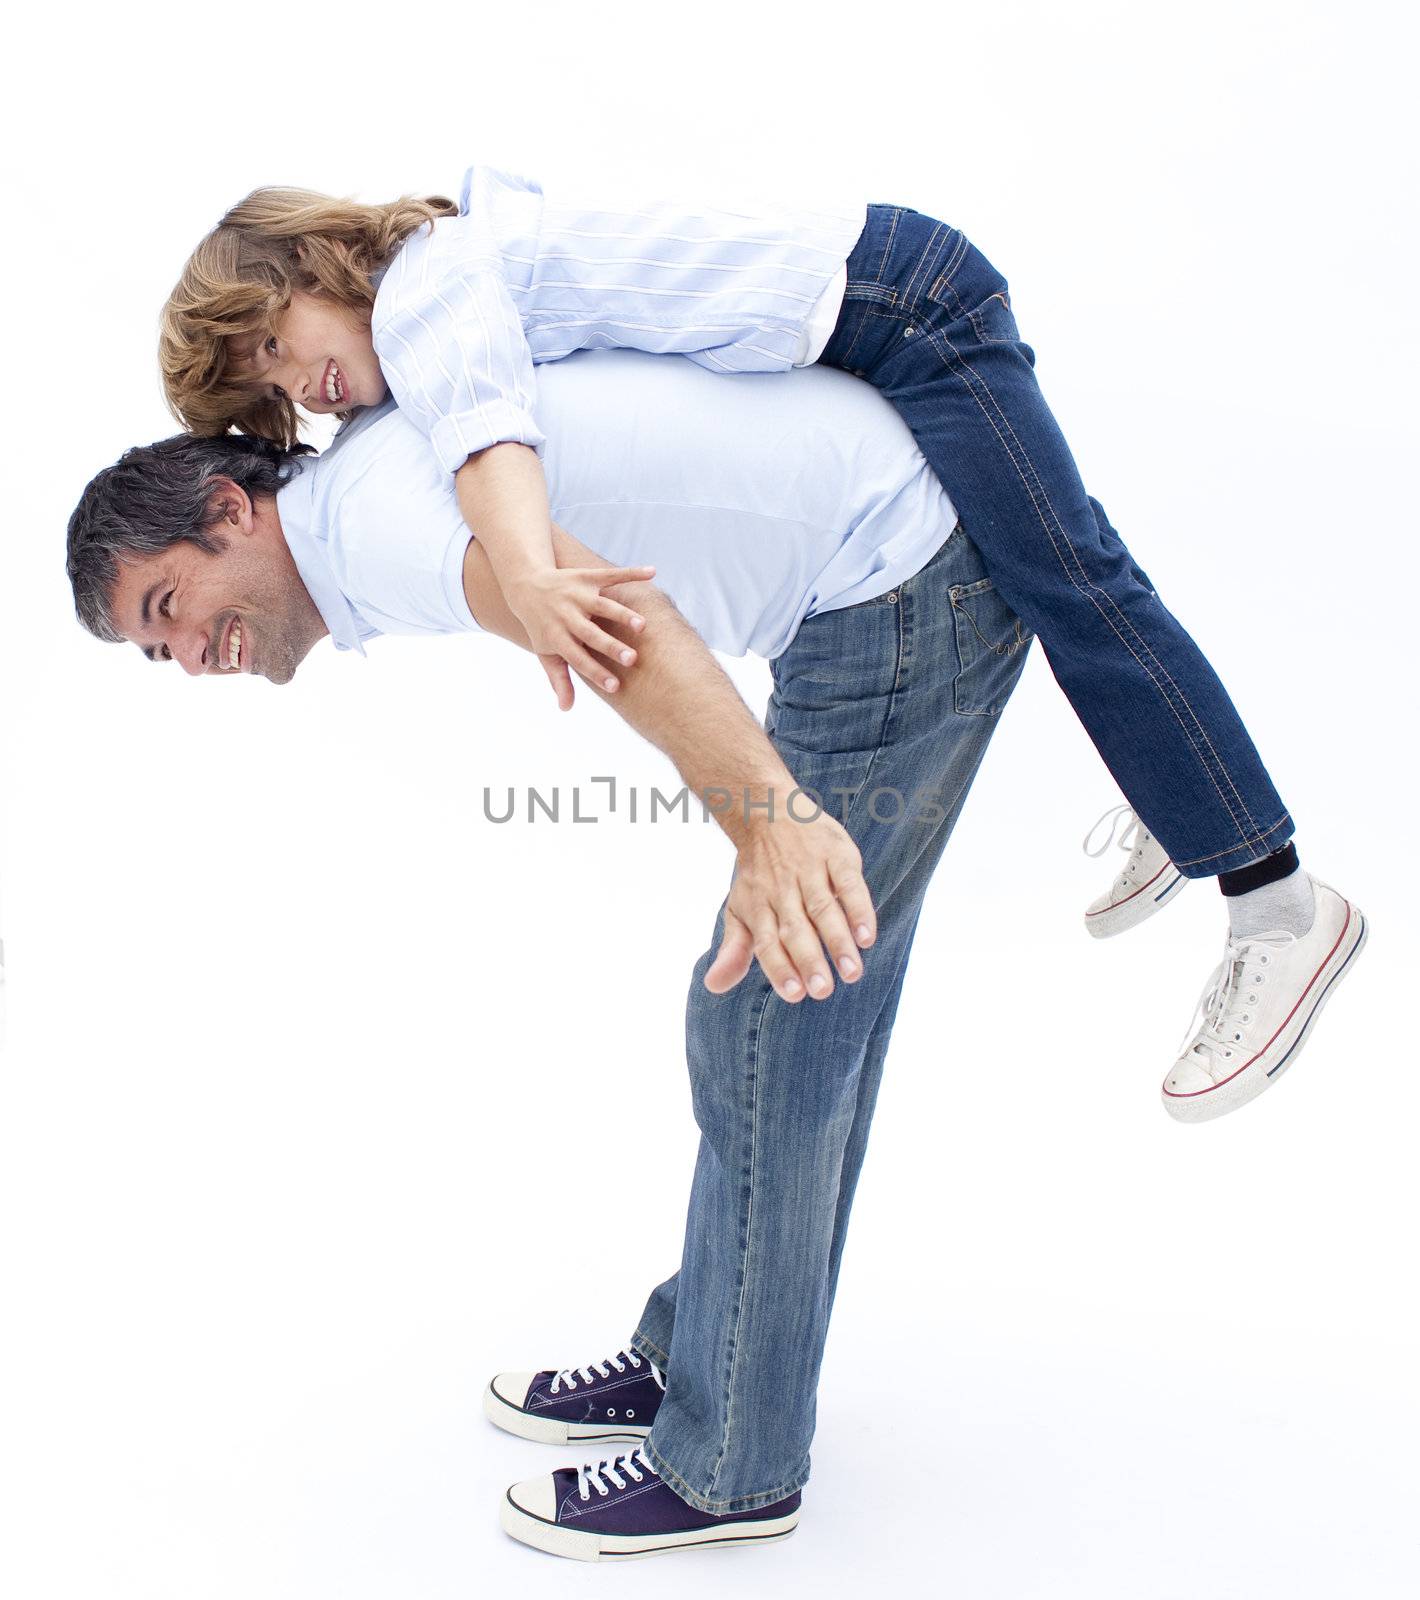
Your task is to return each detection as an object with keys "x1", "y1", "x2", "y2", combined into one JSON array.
[{"x1": 1227, "y1": 867, "x2": 1315, "y2": 939}]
